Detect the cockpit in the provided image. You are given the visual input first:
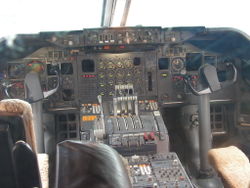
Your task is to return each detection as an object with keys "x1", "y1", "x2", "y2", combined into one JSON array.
[{"x1": 0, "y1": 1, "x2": 250, "y2": 188}]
